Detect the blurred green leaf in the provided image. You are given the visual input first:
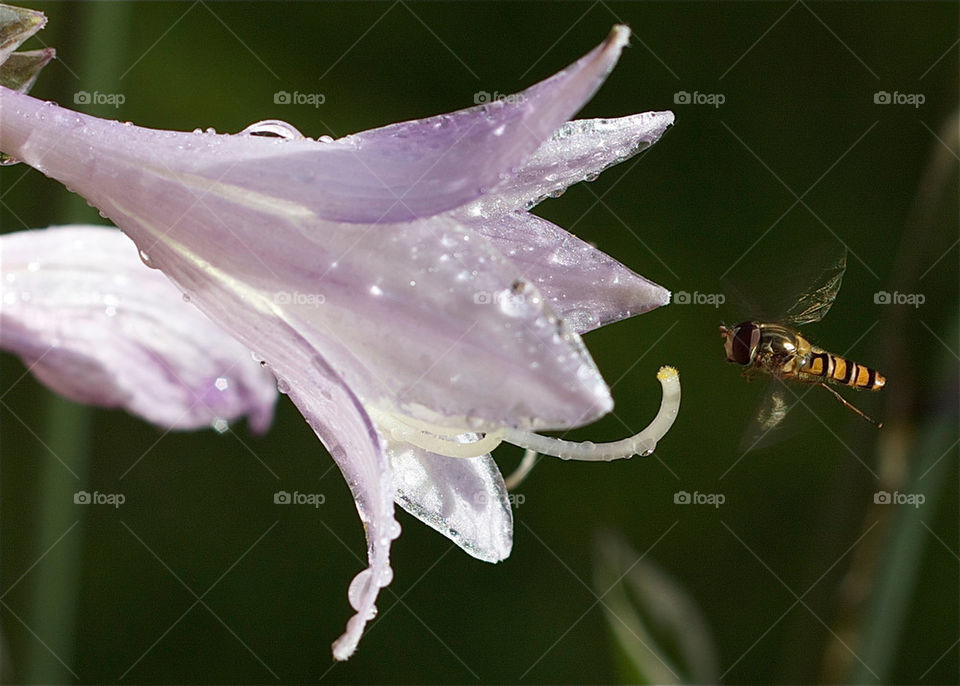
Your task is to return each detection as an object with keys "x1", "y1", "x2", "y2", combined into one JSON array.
[{"x1": 594, "y1": 530, "x2": 719, "y2": 685}]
